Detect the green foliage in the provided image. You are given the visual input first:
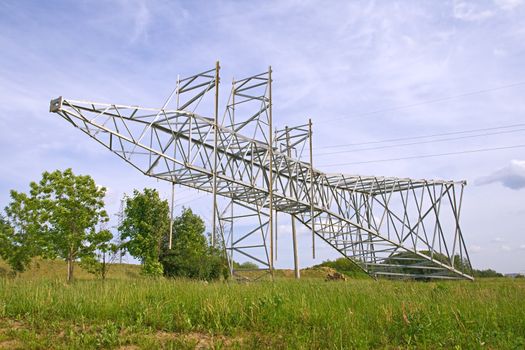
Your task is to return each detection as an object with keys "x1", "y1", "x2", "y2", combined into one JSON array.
[
  {"x1": 2, "y1": 169, "x2": 109, "y2": 281},
  {"x1": 233, "y1": 261, "x2": 259, "y2": 270},
  {"x1": 118, "y1": 188, "x2": 170, "y2": 276},
  {"x1": 0, "y1": 216, "x2": 9, "y2": 258},
  {"x1": 452, "y1": 254, "x2": 472, "y2": 272},
  {"x1": 473, "y1": 268, "x2": 504, "y2": 278},
  {"x1": 2, "y1": 189, "x2": 45, "y2": 273},
  {"x1": 170, "y1": 207, "x2": 207, "y2": 256},
  {"x1": 79, "y1": 229, "x2": 119, "y2": 279},
  {"x1": 0, "y1": 215, "x2": 26, "y2": 273},
  {"x1": 313, "y1": 257, "x2": 366, "y2": 277},
  {"x1": 160, "y1": 208, "x2": 228, "y2": 280},
  {"x1": 0, "y1": 257, "x2": 142, "y2": 280},
  {"x1": 141, "y1": 258, "x2": 164, "y2": 276}
]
